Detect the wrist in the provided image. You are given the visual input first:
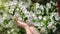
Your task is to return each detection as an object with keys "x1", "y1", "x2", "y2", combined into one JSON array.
[
  {"x1": 24, "y1": 26, "x2": 30, "y2": 29},
  {"x1": 24, "y1": 25, "x2": 32, "y2": 34}
]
